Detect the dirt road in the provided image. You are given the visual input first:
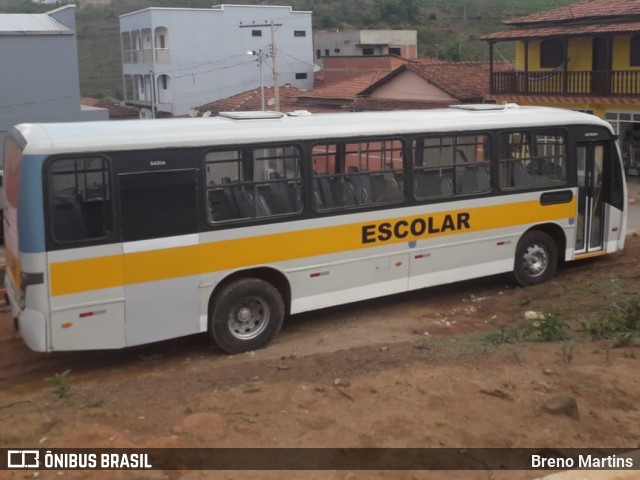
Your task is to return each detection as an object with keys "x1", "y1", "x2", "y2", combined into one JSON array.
[{"x1": 1, "y1": 236, "x2": 640, "y2": 480}]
